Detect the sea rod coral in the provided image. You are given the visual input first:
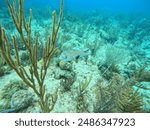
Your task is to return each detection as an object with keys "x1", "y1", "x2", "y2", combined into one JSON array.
[{"x1": 0, "y1": 0, "x2": 64, "y2": 112}]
